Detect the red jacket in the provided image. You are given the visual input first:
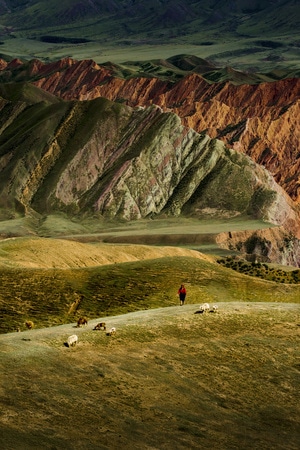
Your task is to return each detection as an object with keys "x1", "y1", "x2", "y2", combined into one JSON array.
[{"x1": 178, "y1": 287, "x2": 186, "y2": 295}]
